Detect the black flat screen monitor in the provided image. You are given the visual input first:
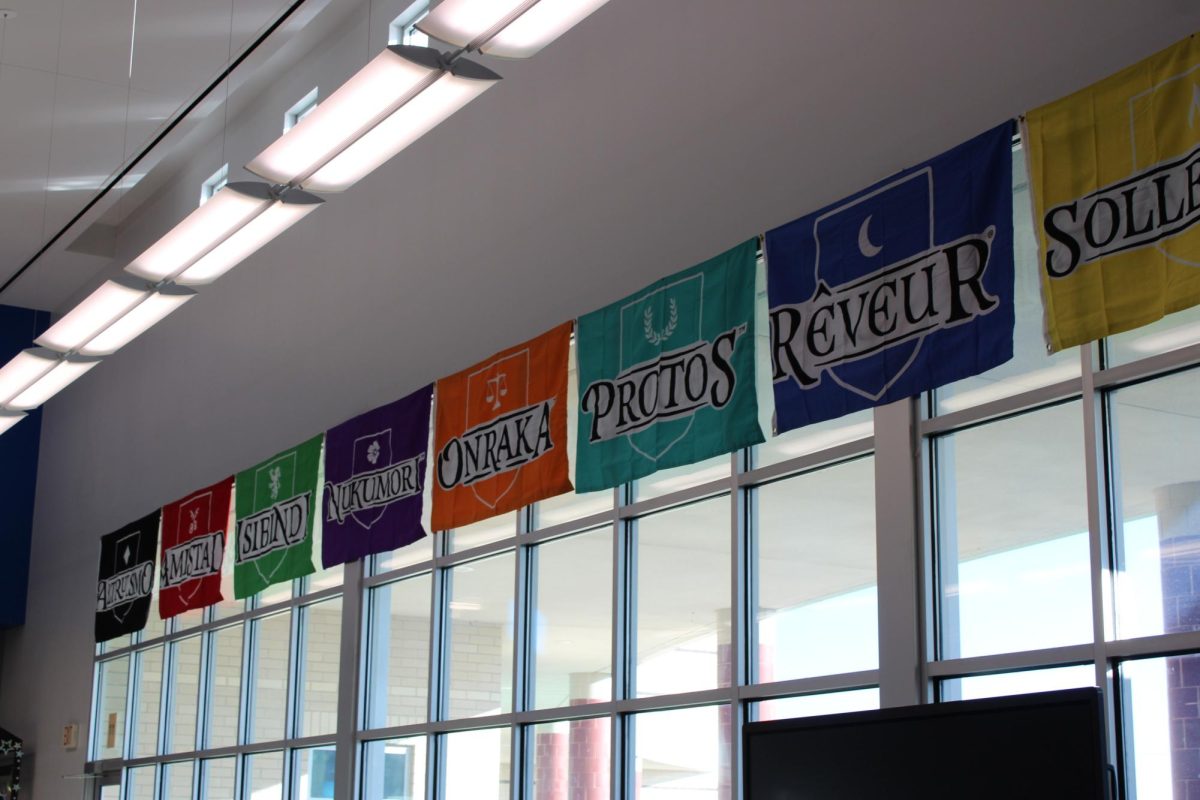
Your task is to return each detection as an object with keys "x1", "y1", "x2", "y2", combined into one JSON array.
[{"x1": 743, "y1": 688, "x2": 1110, "y2": 799}]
